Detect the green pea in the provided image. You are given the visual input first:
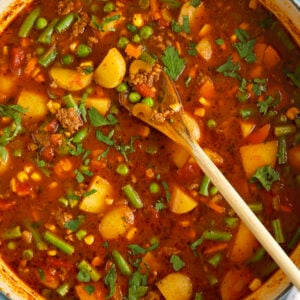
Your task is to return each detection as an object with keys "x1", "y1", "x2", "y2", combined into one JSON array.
[
  {"x1": 207, "y1": 119, "x2": 217, "y2": 129},
  {"x1": 61, "y1": 54, "x2": 74, "y2": 65},
  {"x1": 7, "y1": 241, "x2": 16, "y2": 250},
  {"x1": 35, "y1": 17, "x2": 48, "y2": 30},
  {"x1": 129, "y1": 92, "x2": 141, "y2": 103},
  {"x1": 118, "y1": 36, "x2": 129, "y2": 49},
  {"x1": 140, "y1": 25, "x2": 153, "y2": 39},
  {"x1": 210, "y1": 186, "x2": 218, "y2": 196},
  {"x1": 141, "y1": 97, "x2": 154, "y2": 107},
  {"x1": 103, "y1": 2, "x2": 115, "y2": 13},
  {"x1": 116, "y1": 82, "x2": 128, "y2": 93},
  {"x1": 116, "y1": 163, "x2": 129, "y2": 176},
  {"x1": 23, "y1": 249, "x2": 34, "y2": 260},
  {"x1": 76, "y1": 44, "x2": 91, "y2": 58},
  {"x1": 36, "y1": 47, "x2": 45, "y2": 56},
  {"x1": 149, "y1": 182, "x2": 160, "y2": 193},
  {"x1": 126, "y1": 23, "x2": 137, "y2": 33},
  {"x1": 132, "y1": 34, "x2": 141, "y2": 43}
]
